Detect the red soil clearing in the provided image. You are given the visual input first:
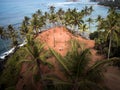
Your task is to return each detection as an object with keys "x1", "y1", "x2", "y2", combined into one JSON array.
[
  {"x1": 16, "y1": 26, "x2": 120, "y2": 90},
  {"x1": 37, "y1": 26, "x2": 103, "y2": 61}
]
